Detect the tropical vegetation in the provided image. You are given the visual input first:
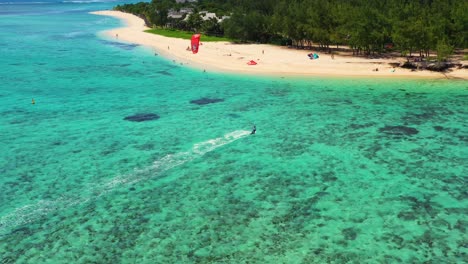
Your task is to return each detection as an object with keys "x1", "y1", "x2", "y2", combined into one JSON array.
[
  {"x1": 115, "y1": 0, "x2": 467, "y2": 59},
  {"x1": 144, "y1": 28, "x2": 233, "y2": 41}
]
